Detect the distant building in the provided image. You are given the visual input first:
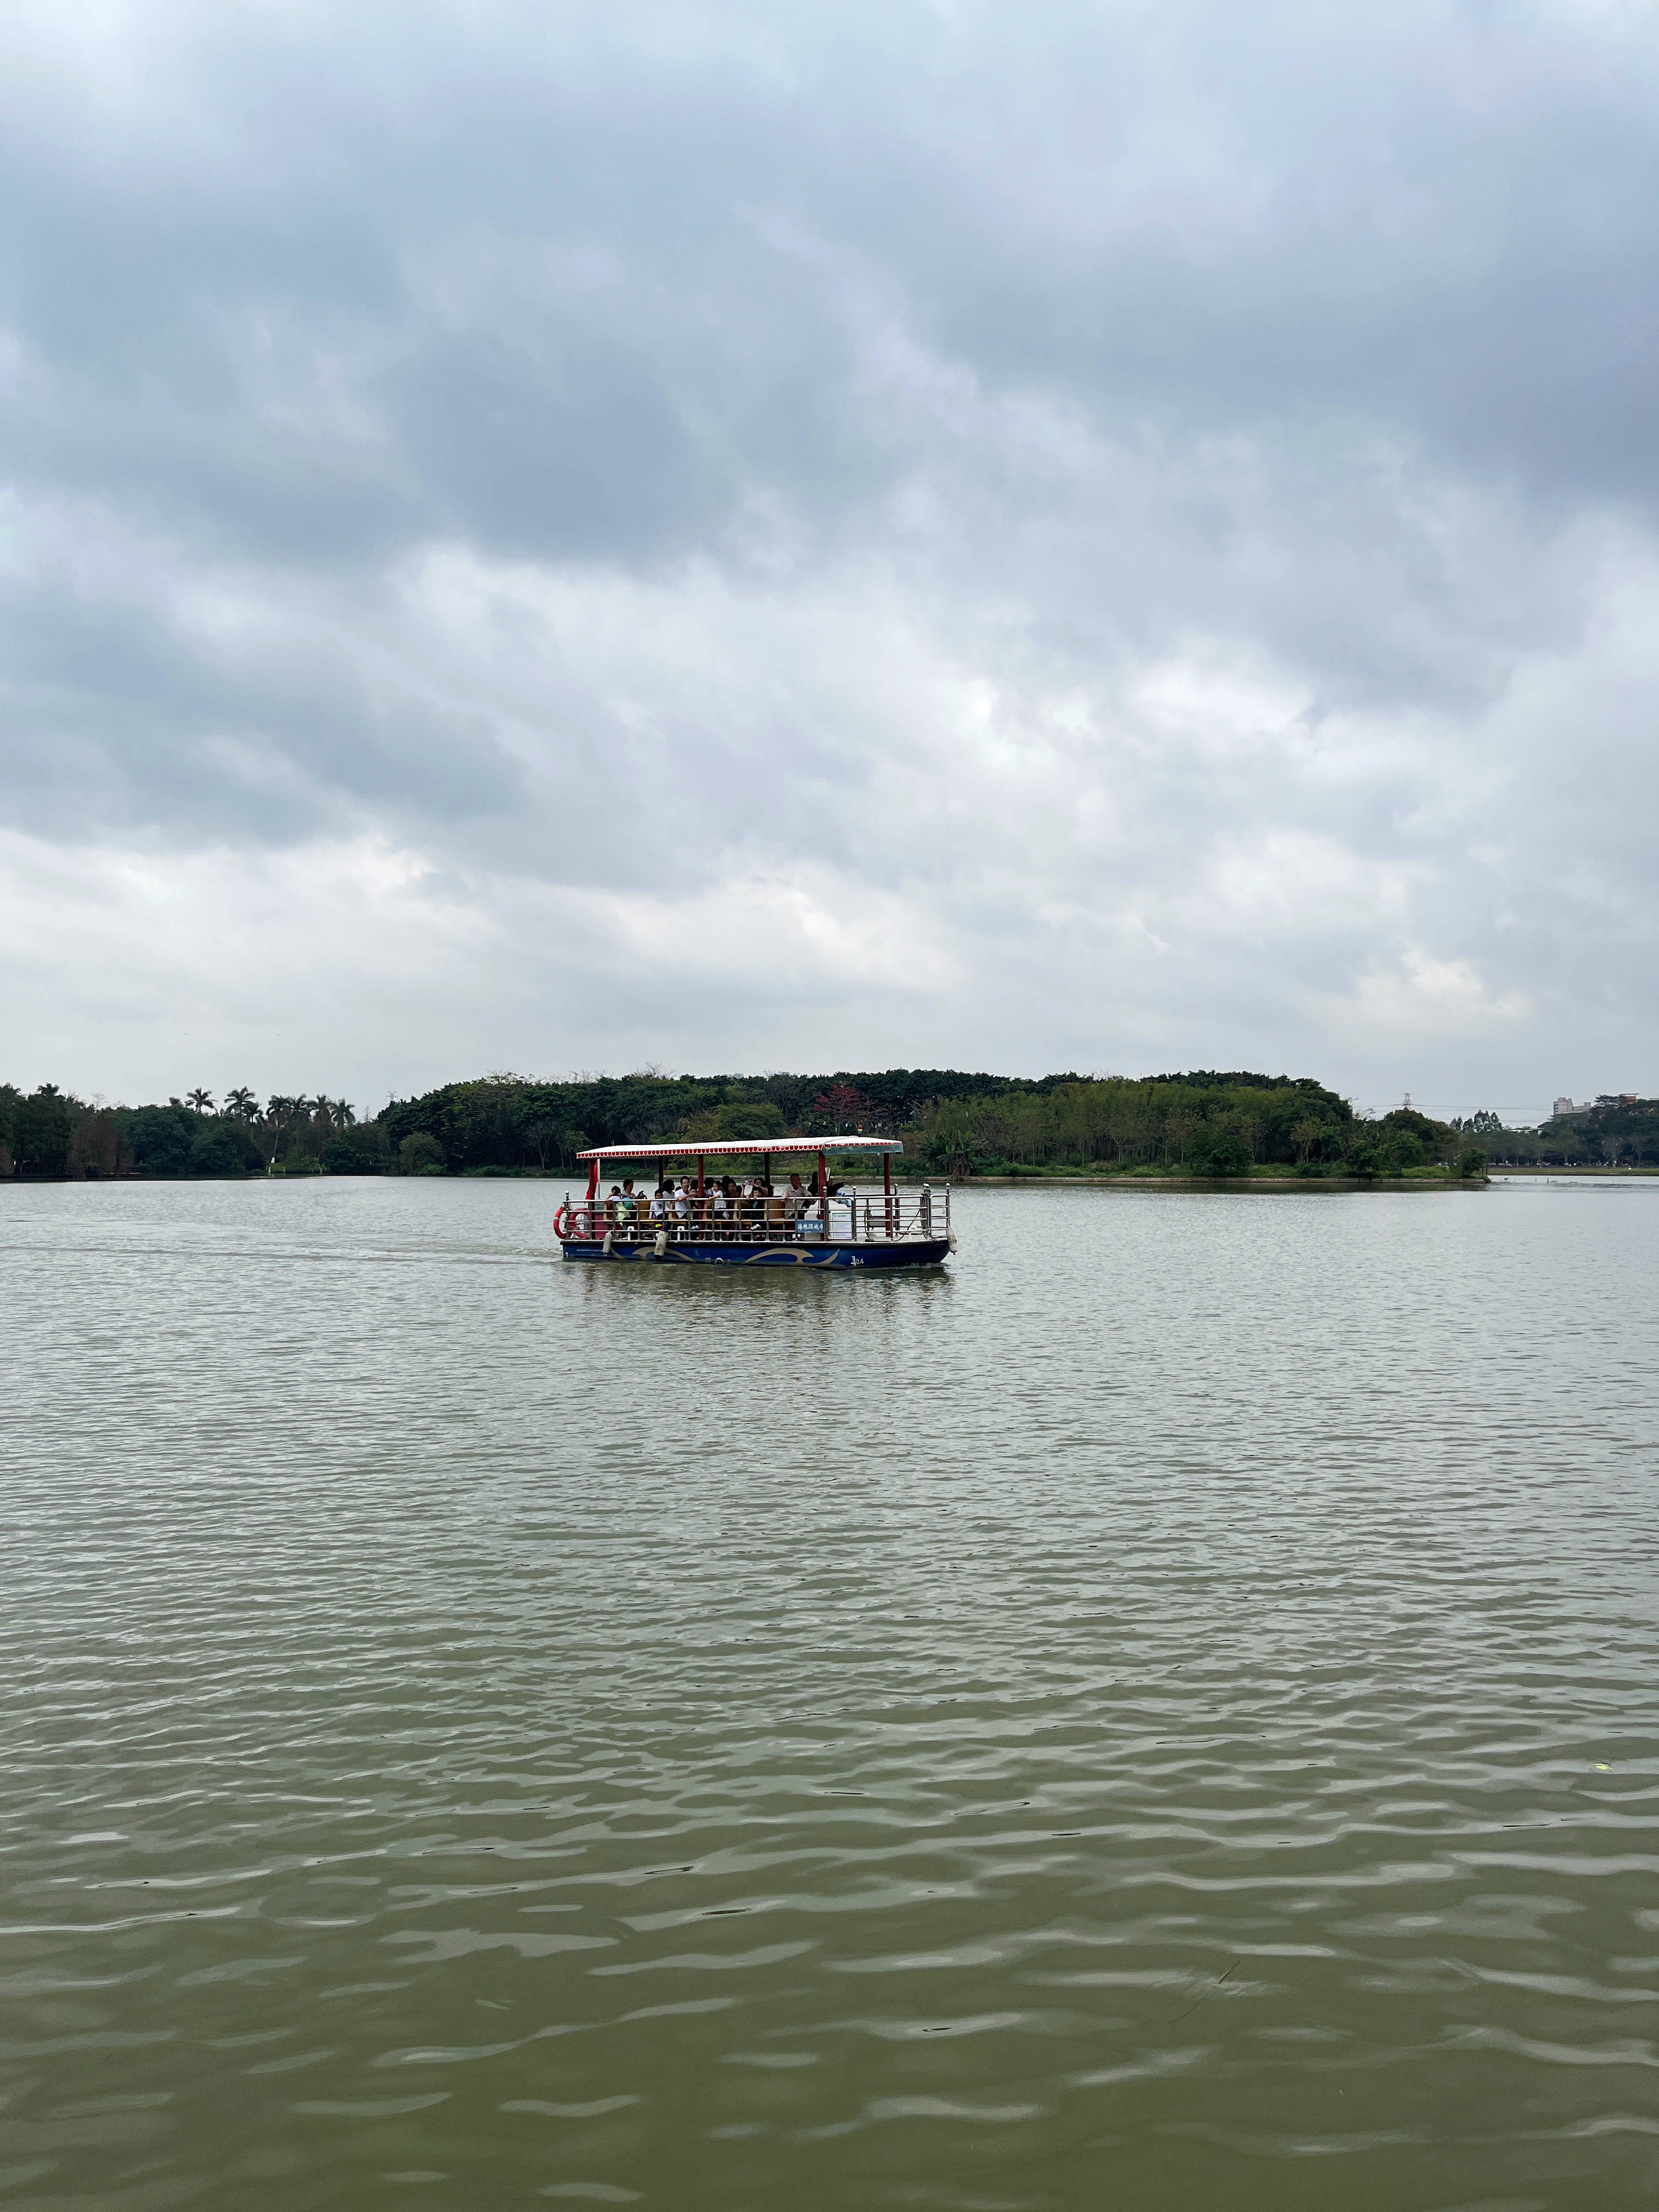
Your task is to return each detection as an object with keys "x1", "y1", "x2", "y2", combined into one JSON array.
[{"x1": 1553, "y1": 1096, "x2": 1576, "y2": 1116}]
